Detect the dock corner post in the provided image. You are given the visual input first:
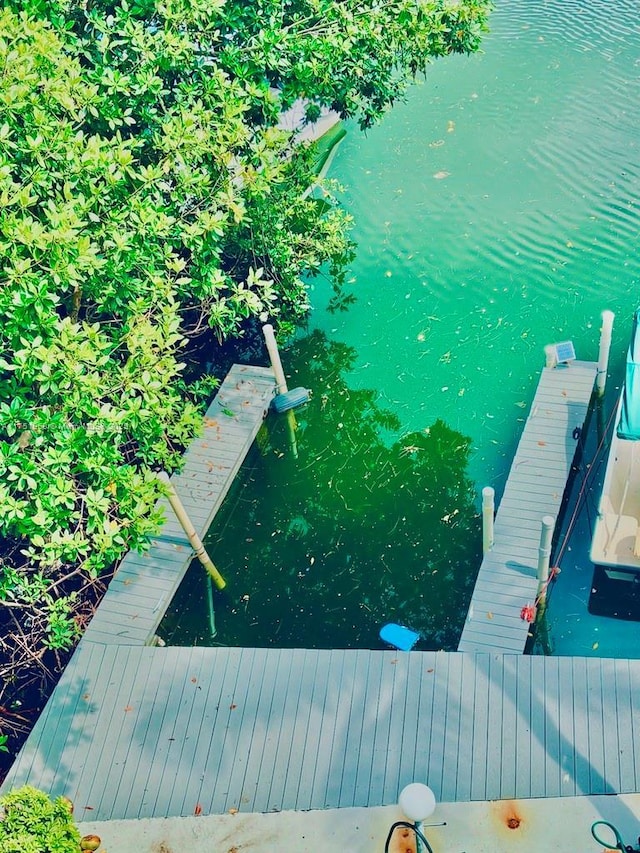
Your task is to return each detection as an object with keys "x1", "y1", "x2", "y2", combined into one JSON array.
[
  {"x1": 596, "y1": 309, "x2": 615, "y2": 397},
  {"x1": 537, "y1": 515, "x2": 555, "y2": 603},
  {"x1": 262, "y1": 323, "x2": 289, "y2": 394},
  {"x1": 156, "y1": 471, "x2": 227, "y2": 590},
  {"x1": 482, "y1": 486, "x2": 495, "y2": 554},
  {"x1": 544, "y1": 344, "x2": 557, "y2": 368}
]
